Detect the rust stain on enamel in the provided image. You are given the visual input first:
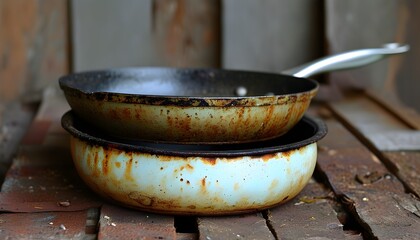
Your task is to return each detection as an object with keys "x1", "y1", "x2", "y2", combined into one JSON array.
[
  {"x1": 269, "y1": 179, "x2": 279, "y2": 192},
  {"x1": 122, "y1": 108, "x2": 131, "y2": 118},
  {"x1": 109, "y1": 109, "x2": 120, "y2": 120},
  {"x1": 202, "y1": 158, "x2": 217, "y2": 165},
  {"x1": 261, "y1": 153, "x2": 276, "y2": 162},
  {"x1": 128, "y1": 192, "x2": 153, "y2": 206},
  {"x1": 124, "y1": 154, "x2": 135, "y2": 182},
  {"x1": 115, "y1": 162, "x2": 121, "y2": 168},
  {"x1": 186, "y1": 164, "x2": 194, "y2": 170},
  {"x1": 102, "y1": 153, "x2": 110, "y2": 176},
  {"x1": 91, "y1": 151, "x2": 100, "y2": 177}
]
